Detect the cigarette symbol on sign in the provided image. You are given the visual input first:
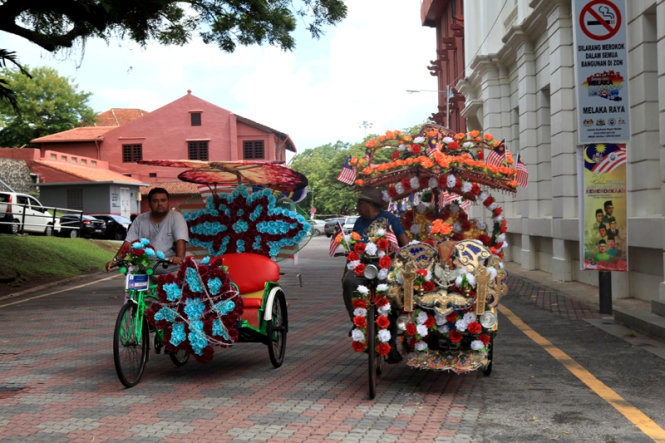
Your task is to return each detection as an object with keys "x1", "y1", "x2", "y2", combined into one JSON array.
[{"x1": 587, "y1": 5, "x2": 615, "y2": 26}]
